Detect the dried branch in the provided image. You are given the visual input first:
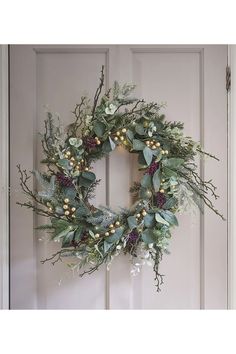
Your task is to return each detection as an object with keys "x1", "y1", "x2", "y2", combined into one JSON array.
[{"x1": 91, "y1": 65, "x2": 105, "y2": 118}]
